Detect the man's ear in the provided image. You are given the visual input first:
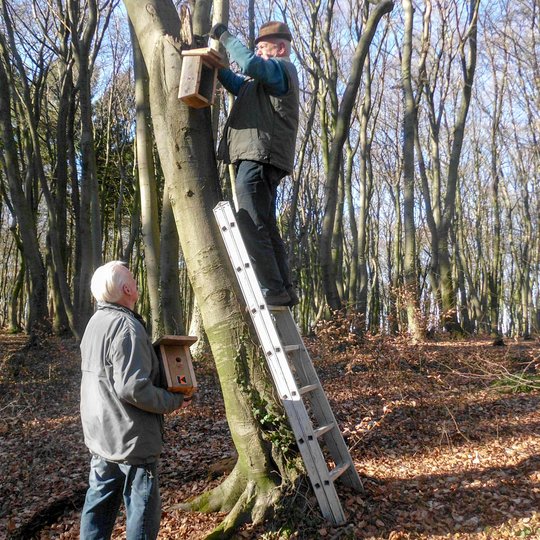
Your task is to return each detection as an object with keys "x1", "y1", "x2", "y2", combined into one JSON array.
[{"x1": 277, "y1": 41, "x2": 287, "y2": 56}]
